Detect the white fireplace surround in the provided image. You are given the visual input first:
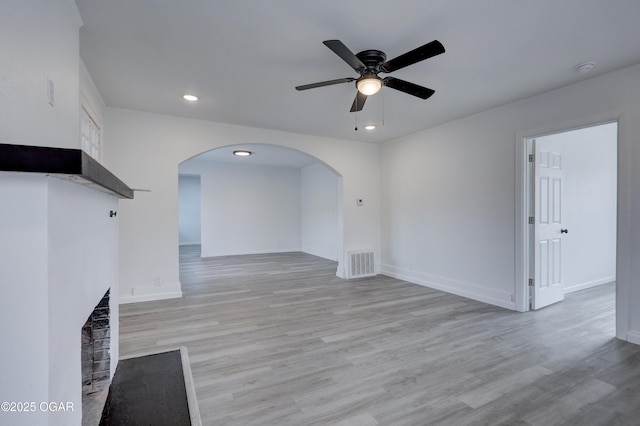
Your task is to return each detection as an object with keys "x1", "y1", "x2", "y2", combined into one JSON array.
[{"x1": 0, "y1": 172, "x2": 121, "y2": 425}]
